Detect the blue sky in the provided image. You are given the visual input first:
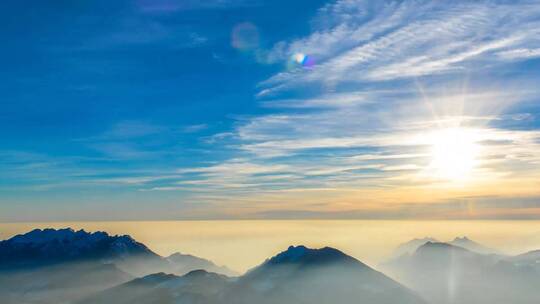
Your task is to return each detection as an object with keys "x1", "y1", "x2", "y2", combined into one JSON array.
[{"x1": 1, "y1": 0, "x2": 540, "y2": 221}]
